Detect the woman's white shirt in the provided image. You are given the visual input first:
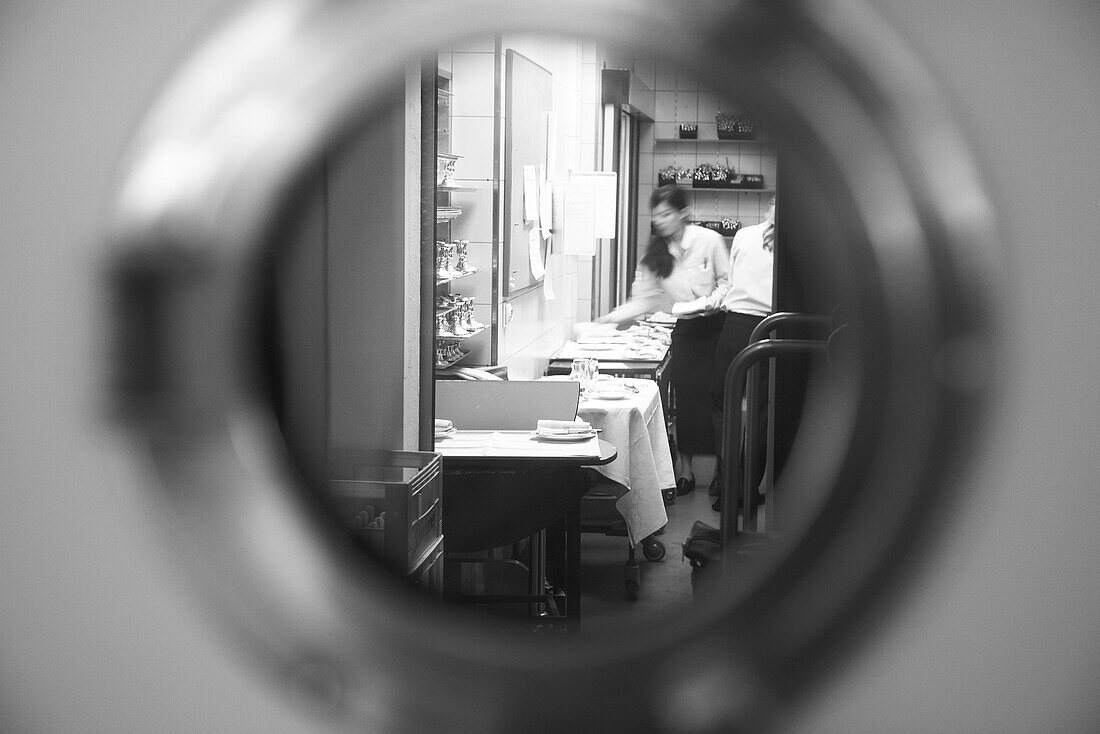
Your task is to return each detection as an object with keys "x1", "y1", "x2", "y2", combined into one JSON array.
[{"x1": 606, "y1": 224, "x2": 729, "y2": 322}]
